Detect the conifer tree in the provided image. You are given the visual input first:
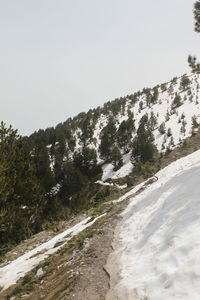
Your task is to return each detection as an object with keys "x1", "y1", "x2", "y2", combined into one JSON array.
[
  {"x1": 180, "y1": 75, "x2": 190, "y2": 91},
  {"x1": 158, "y1": 122, "x2": 166, "y2": 135},
  {"x1": 117, "y1": 116, "x2": 135, "y2": 152},
  {"x1": 149, "y1": 111, "x2": 158, "y2": 130},
  {"x1": 192, "y1": 115, "x2": 199, "y2": 128},
  {"x1": 99, "y1": 119, "x2": 117, "y2": 160},
  {"x1": 73, "y1": 146, "x2": 99, "y2": 177},
  {"x1": 171, "y1": 94, "x2": 182, "y2": 109},
  {"x1": 188, "y1": 1, "x2": 200, "y2": 73},
  {"x1": 0, "y1": 122, "x2": 44, "y2": 247},
  {"x1": 131, "y1": 114, "x2": 156, "y2": 163}
]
